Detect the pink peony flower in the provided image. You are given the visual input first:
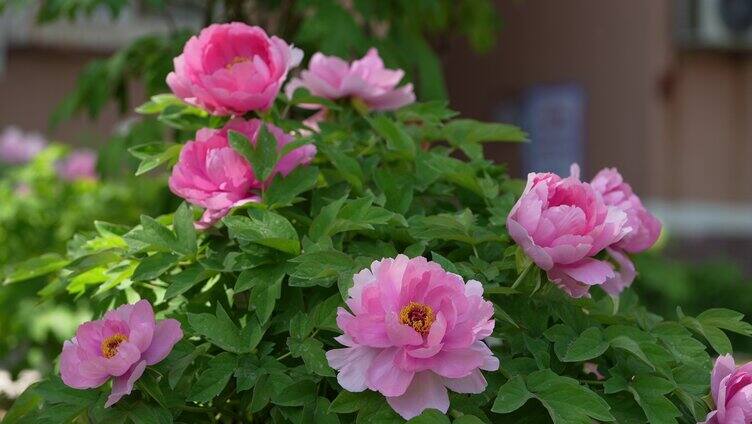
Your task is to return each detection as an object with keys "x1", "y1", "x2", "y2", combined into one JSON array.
[
  {"x1": 702, "y1": 354, "x2": 752, "y2": 424},
  {"x1": 286, "y1": 48, "x2": 415, "y2": 111},
  {"x1": 0, "y1": 127, "x2": 47, "y2": 164},
  {"x1": 589, "y1": 167, "x2": 661, "y2": 295},
  {"x1": 166, "y1": 23, "x2": 303, "y2": 115},
  {"x1": 590, "y1": 167, "x2": 661, "y2": 253},
  {"x1": 60, "y1": 300, "x2": 182, "y2": 407},
  {"x1": 168, "y1": 118, "x2": 316, "y2": 229},
  {"x1": 326, "y1": 255, "x2": 498, "y2": 420},
  {"x1": 57, "y1": 149, "x2": 98, "y2": 181},
  {"x1": 507, "y1": 164, "x2": 630, "y2": 298}
]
